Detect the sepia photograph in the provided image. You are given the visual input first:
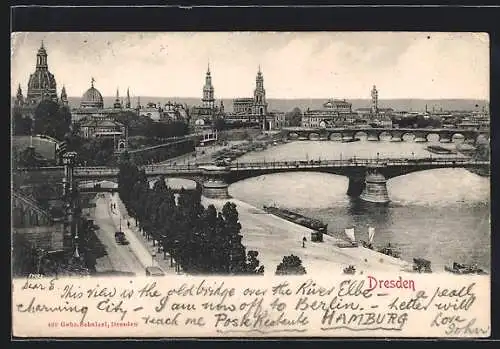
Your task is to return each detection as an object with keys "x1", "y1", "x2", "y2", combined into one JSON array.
[{"x1": 11, "y1": 31, "x2": 491, "y2": 338}]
